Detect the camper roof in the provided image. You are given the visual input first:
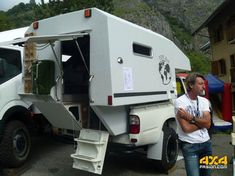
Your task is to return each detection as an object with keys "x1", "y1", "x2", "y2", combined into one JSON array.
[
  {"x1": 0, "y1": 33, "x2": 87, "y2": 46},
  {"x1": 0, "y1": 27, "x2": 28, "y2": 43}
]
